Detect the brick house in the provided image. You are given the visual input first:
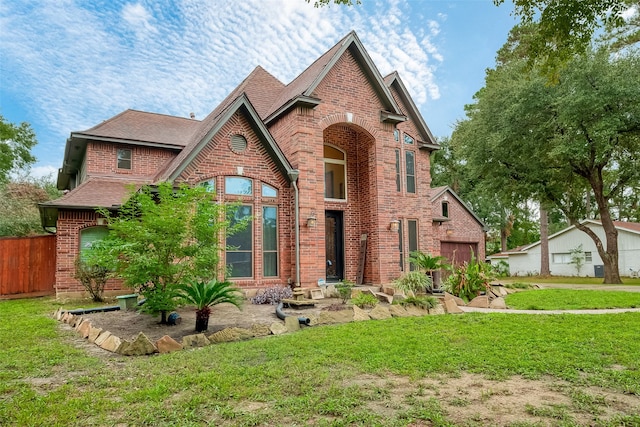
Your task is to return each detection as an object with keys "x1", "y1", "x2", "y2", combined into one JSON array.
[{"x1": 40, "y1": 31, "x2": 486, "y2": 298}]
